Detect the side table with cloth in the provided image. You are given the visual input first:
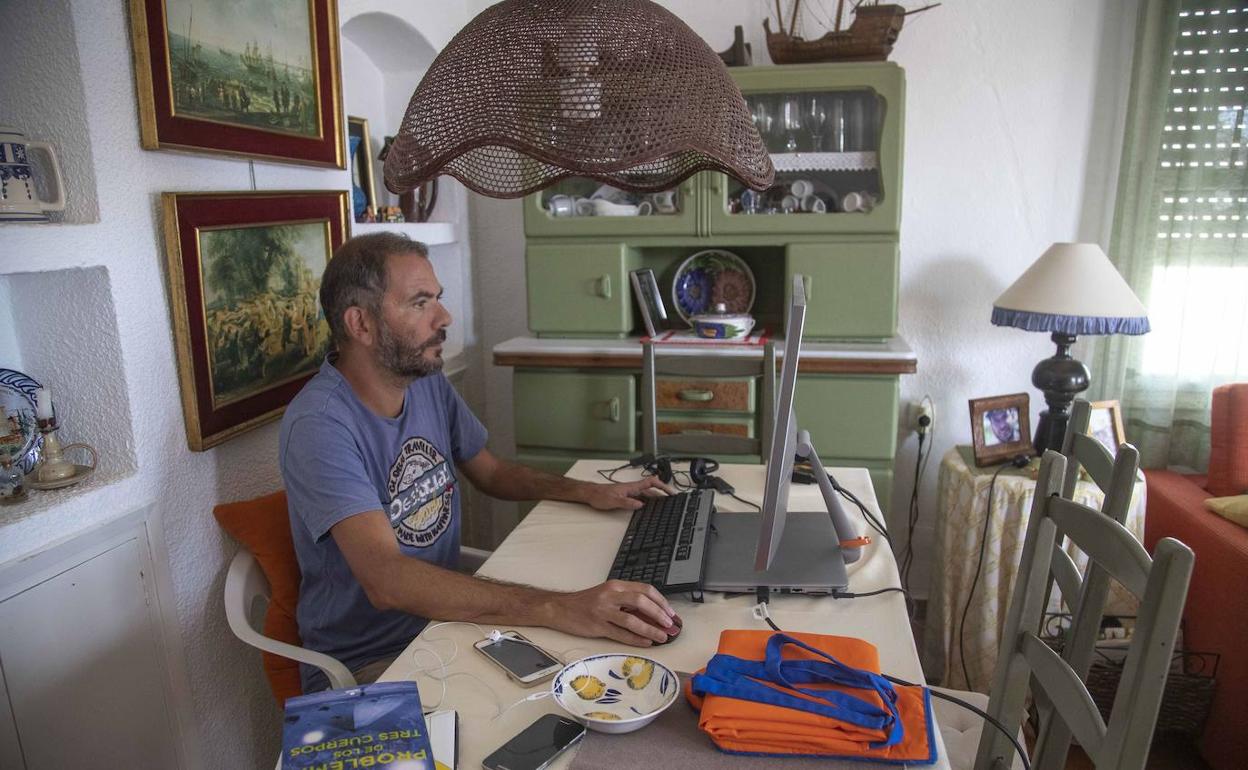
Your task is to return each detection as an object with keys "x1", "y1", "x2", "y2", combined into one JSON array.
[{"x1": 923, "y1": 446, "x2": 1145, "y2": 692}]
